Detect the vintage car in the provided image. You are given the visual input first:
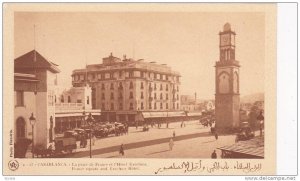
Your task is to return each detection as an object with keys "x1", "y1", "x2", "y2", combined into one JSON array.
[
  {"x1": 94, "y1": 124, "x2": 109, "y2": 137},
  {"x1": 64, "y1": 130, "x2": 79, "y2": 140}
]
